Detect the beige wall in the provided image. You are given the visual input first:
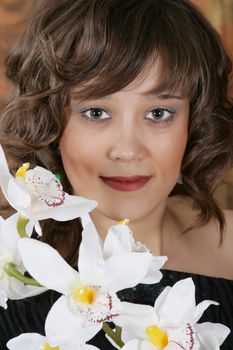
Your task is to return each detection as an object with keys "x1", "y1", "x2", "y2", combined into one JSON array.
[{"x1": 0, "y1": 0, "x2": 34, "y2": 109}]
